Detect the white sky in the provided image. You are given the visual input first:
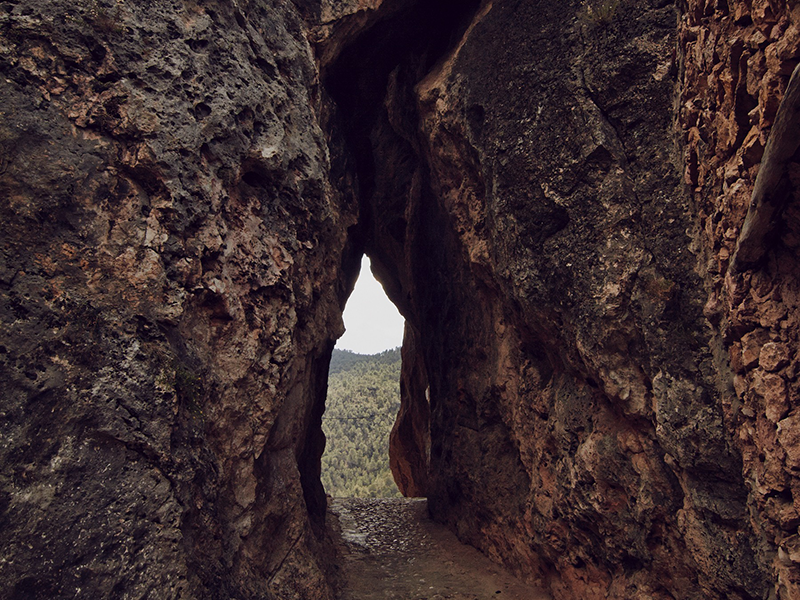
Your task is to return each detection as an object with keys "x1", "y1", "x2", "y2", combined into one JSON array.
[{"x1": 336, "y1": 256, "x2": 405, "y2": 355}]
